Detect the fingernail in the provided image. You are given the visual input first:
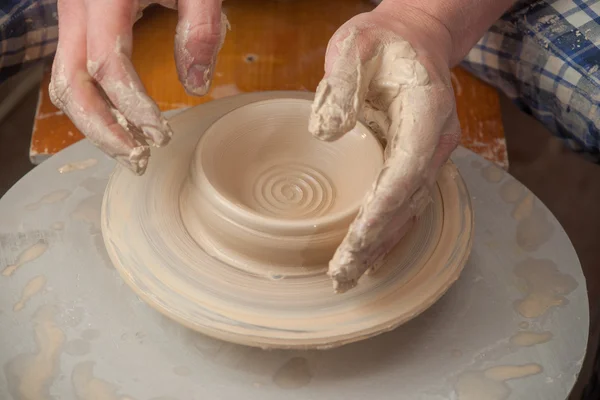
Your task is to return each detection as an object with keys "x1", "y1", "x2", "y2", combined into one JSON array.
[
  {"x1": 126, "y1": 145, "x2": 151, "y2": 175},
  {"x1": 144, "y1": 126, "x2": 170, "y2": 147},
  {"x1": 185, "y1": 64, "x2": 212, "y2": 95}
]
